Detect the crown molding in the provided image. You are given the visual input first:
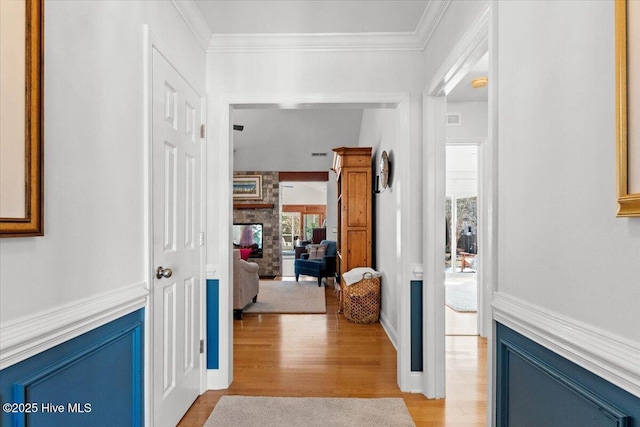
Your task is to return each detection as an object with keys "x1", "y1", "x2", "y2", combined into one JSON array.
[
  {"x1": 493, "y1": 291, "x2": 640, "y2": 398},
  {"x1": 171, "y1": 0, "x2": 452, "y2": 53},
  {"x1": 427, "y1": 3, "x2": 489, "y2": 96},
  {"x1": 208, "y1": 32, "x2": 424, "y2": 53},
  {"x1": 207, "y1": 0, "x2": 452, "y2": 53},
  {"x1": 171, "y1": 0, "x2": 212, "y2": 50},
  {"x1": 416, "y1": 0, "x2": 452, "y2": 50}
]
